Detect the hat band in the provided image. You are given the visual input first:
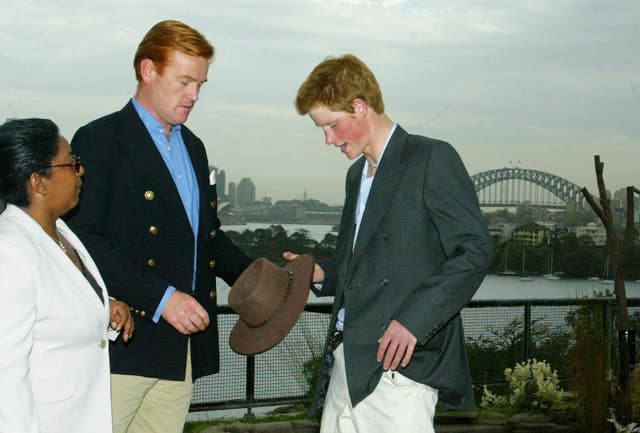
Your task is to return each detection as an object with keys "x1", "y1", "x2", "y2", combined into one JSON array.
[{"x1": 242, "y1": 270, "x2": 294, "y2": 329}]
